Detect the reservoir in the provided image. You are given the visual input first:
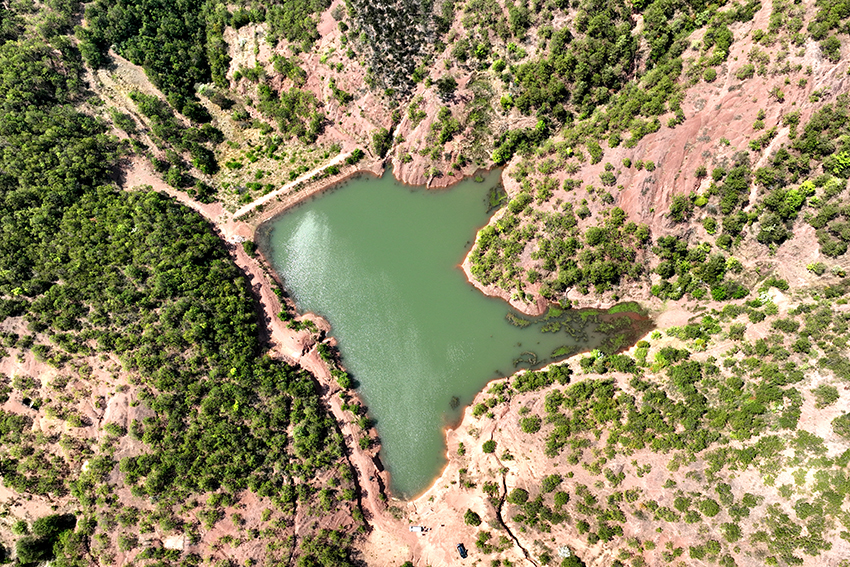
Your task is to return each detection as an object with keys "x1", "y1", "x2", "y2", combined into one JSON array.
[{"x1": 260, "y1": 170, "x2": 639, "y2": 498}]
